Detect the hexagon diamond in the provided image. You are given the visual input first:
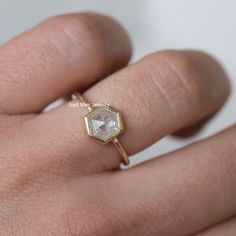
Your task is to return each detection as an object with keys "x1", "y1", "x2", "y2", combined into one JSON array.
[{"x1": 85, "y1": 107, "x2": 124, "y2": 143}]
